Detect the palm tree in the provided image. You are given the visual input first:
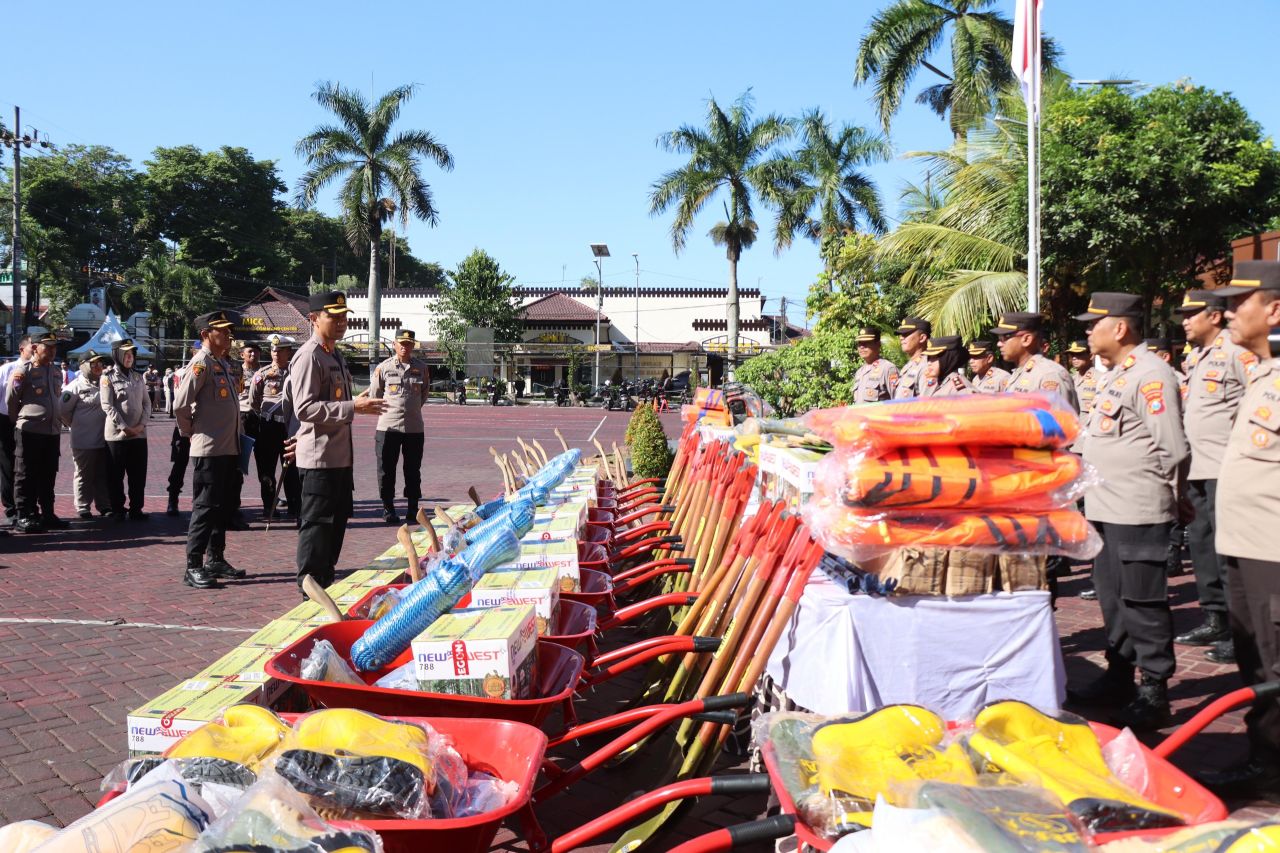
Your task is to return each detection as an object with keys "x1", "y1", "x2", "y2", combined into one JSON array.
[
  {"x1": 853, "y1": 0, "x2": 1060, "y2": 137},
  {"x1": 771, "y1": 109, "x2": 891, "y2": 260},
  {"x1": 295, "y1": 82, "x2": 454, "y2": 375},
  {"x1": 122, "y1": 255, "x2": 220, "y2": 344},
  {"x1": 650, "y1": 92, "x2": 791, "y2": 372}
]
